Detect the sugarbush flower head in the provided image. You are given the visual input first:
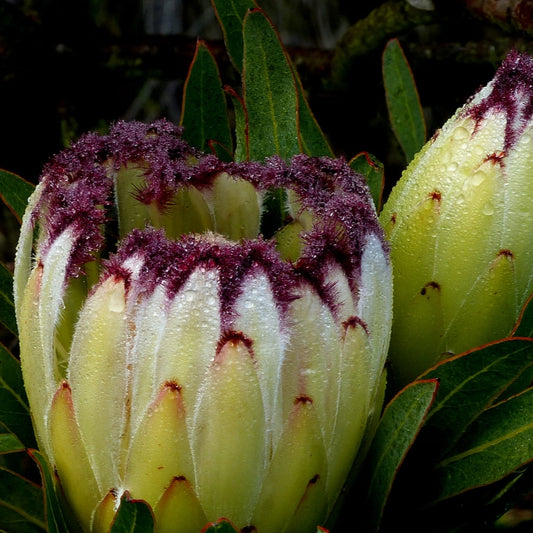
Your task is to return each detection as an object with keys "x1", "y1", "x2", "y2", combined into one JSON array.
[
  {"x1": 14, "y1": 120, "x2": 392, "y2": 532},
  {"x1": 380, "y1": 50, "x2": 533, "y2": 386}
]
